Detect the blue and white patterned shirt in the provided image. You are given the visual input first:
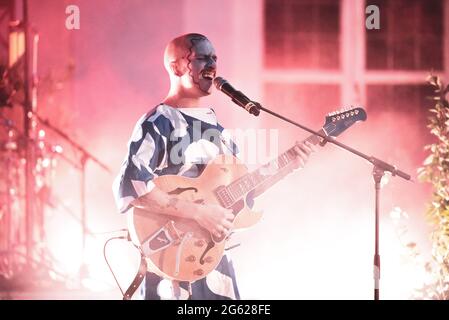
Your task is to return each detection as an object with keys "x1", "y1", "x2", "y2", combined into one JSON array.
[
  {"x1": 113, "y1": 104, "x2": 240, "y2": 300},
  {"x1": 113, "y1": 104, "x2": 239, "y2": 214}
]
